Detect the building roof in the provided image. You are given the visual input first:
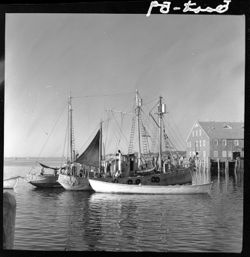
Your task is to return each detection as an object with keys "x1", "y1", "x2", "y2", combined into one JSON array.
[{"x1": 198, "y1": 121, "x2": 244, "y2": 139}]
